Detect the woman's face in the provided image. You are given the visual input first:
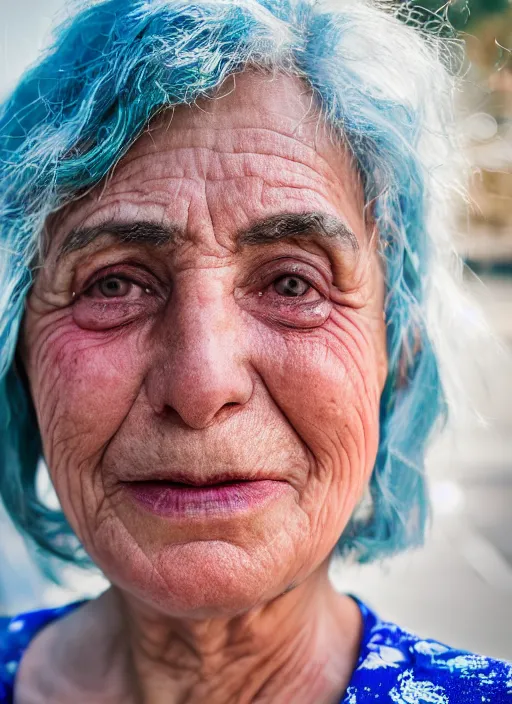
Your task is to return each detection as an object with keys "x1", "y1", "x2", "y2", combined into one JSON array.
[{"x1": 22, "y1": 73, "x2": 387, "y2": 617}]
